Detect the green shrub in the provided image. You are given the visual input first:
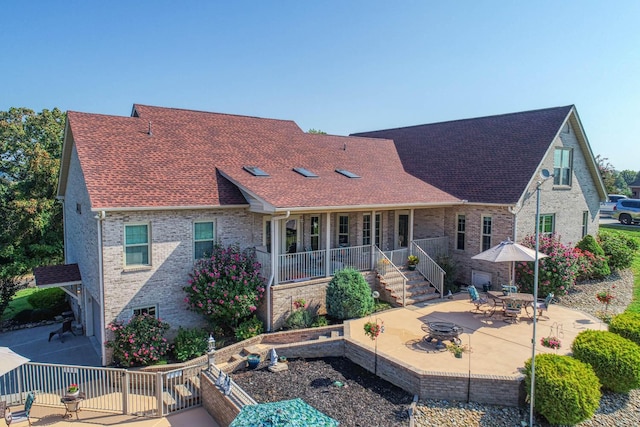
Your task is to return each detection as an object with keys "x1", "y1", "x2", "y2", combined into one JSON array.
[
  {"x1": 27, "y1": 287, "x2": 68, "y2": 314},
  {"x1": 326, "y1": 268, "x2": 374, "y2": 320},
  {"x1": 106, "y1": 313, "x2": 171, "y2": 367},
  {"x1": 173, "y1": 327, "x2": 208, "y2": 362},
  {"x1": 13, "y1": 309, "x2": 34, "y2": 324},
  {"x1": 524, "y1": 354, "x2": 600, "y2": 426},
  {"x1": 598, "y1": 230, "x2": 639, "y2": 271},
  {"x1": 575, "y1": 235, "x2": 611, "y2": 280},
  {"x1": 311, "y1": 315, "x2": 328, "y2": 327},
  {"x1": 234, "y1": 315, "x2": 264, "y2": 341},
  {"x1": 572, "y1": 329, "x2": 640, "y2": 392},
  {"x1": 576, "y1": 234, "x2": 605, "y2": 256},
  {"x1": 30, "y1": 308, "x2": 54, "y2": 321},
  {"x1": 437, "y1": 256, "x2": 460, "y2": 294},
  {"x1": 285, "y1": 308, "x2": 314, "y2": 330},
  {"x1": 609, "y1": 312, "x2": 640, "y2": 346}
]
